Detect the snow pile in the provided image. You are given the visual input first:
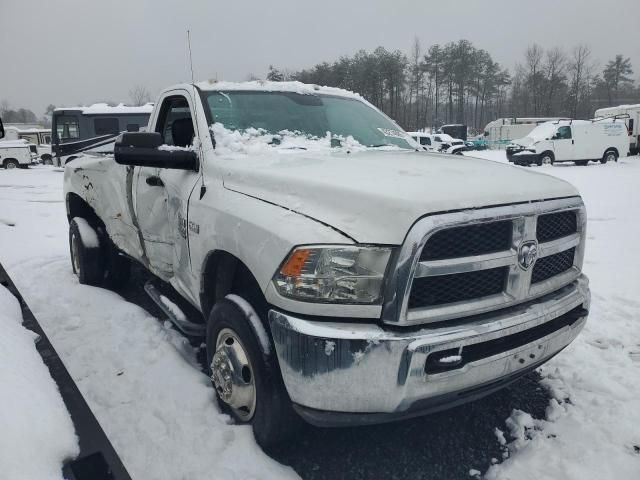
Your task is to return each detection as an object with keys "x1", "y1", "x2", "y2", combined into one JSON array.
[
  {"x1": 210, "y1": 123, "x2": 368, "y2": 156},
  {"x1": 0, "y1": 284, "x2": 79, "y2": 479}
]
